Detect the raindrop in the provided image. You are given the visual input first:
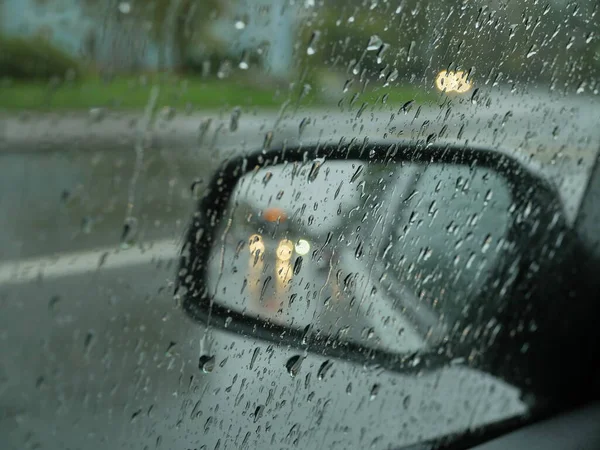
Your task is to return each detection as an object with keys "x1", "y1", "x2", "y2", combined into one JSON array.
[
  {"x1": 367, "y1": 35, "x2": 383, "y2": 51},
  {"x1": 81, "y1": 216, "x2": 93, "y2": 234},
  {"x1": 230, "y1": 107, "x2": 241, "y2": 132},
  {"x1": 191, "y1": 179, "x2": 204, "y2": 199},
  {"x1": 299, "y1": 117, "x2": 311, "y2": 137},
  {"x1": 260, "y1": 276, "x2": 272, "y2": 300},
  {"x1": 263, "y1": 131, "x2": 273, "y2": 152},
  {"x1": 317, "y1": 360, "x2": 333, "y2": 380},
  {"x1": 400, "y1": 100, "x2": 414, "y2": 114},
  {"x1": 253, "y1": 405, "x2": 264, "y2": 423},
  {"x1": 234, "y1": 15, "x2": 248, "y2": 29},
  {"x1": 88, "y1": 107, "x2": 106, "y2": 123},
  {"x1": 217, "y1": 60, "x2": 232, "y2": 79},
  {"x1": 343, "y1": 79, "x2": 353, "y2": 93},
  {"x1": 249, "y1": 347, "x2": 260, "y2": 370},
  {"x1": 285, "y1": 355, "x2": 304, "y2": 377},
  {"x1": 239, "y1": 50, "x2": 250, "y2": 70},
  {"x1": 199, "y1": 355, "x2": 216, "y2": 373},
  {"x1": 130, "y1": 409, "x2": 142, "y2": 422},
  {"x1": 376, "y1": 43, "x2": 390, "y2": 64},
  {"x1": 356, "y1": 102, "x2": 368, "y2": 119},
  {"x1": 307, "y1": 31, "x2": 321, "y2": 55},
  {"x1": 165, "y1": 341, "x2": 176, "y2": 355},
  {"x1": 293, "y1": 256, "x2": 303, "y2": 275},
  {"x1": 403, "y1": 394, "x2": 411, "y2": 409},
  {"x1": 526, "y1": 45, "x2": 537, "y2": 58},
  {"x1": 198, "y1": 118, "x2": 212, "y2": 144},
  {"x1": 48, "y1": 295, "x2": 60, "y2": 311},
  {"x1": 120, "y1": 217, "x2": 139, "y2": 248},
  {"x1": 355, "y1": 241, "x2": 364, "y2": 259},
  {"x1": 350, "y1": 165, "x2": 364, "y2": 183},
  {"x1": 118, "y1": 2, "x2": 131, "y2": 14},
  {"x1": 385, "y1": 69, "x2": 399, "y2": 85},
  {"x1": 346, "y1": 382, "x2": 353, "y2": 394},
  {"x1": 482, "y1": 234, "x2": 492, "y2": 253},
  {"x1": 370, "y1": 383, "x2": 380, "y2": 400},
  {"x1": 83, "y1": 331, "x2": 95, "y2": 355},
  {"x1": 307, "y1": 160, "x2": 322, "y2": 182}
]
